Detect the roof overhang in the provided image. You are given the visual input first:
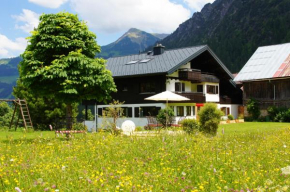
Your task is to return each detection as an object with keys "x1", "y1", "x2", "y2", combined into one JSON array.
[
  {"x1": 112, "y1": 72, "x2": 167, "y2": 79},
  {"x1": 167, "y1": 45, "x2": 236, "y2": 87},
  {"x1": 238, "y1": 76, "x2": 290, "y2": 83}
]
